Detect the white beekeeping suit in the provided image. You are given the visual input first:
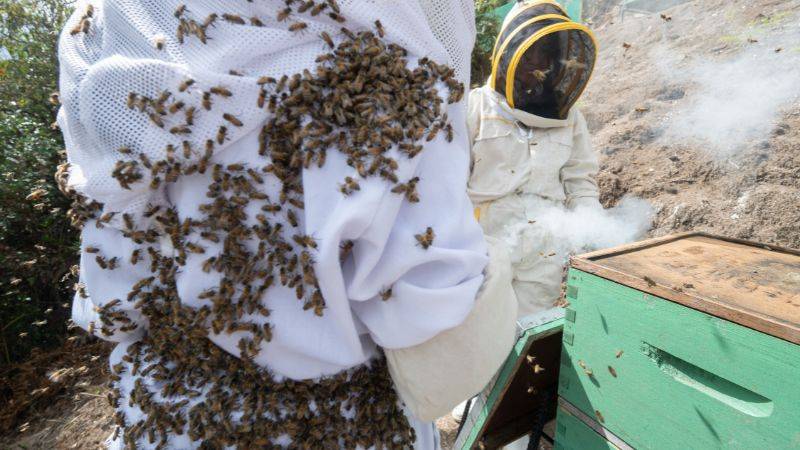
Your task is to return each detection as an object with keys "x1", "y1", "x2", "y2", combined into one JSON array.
[
  {"x1": 467, "y1": 0, "x2": 600, "y2": 318},
  {"x1": 57, "y1": 0, "x2": 518, "y2": 448}
]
